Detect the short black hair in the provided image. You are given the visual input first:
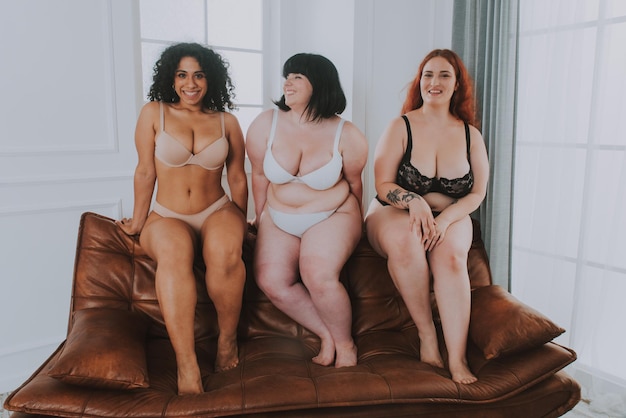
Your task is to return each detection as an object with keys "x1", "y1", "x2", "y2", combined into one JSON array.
[
  {"x1": 274, "y1": 53, "x2": 346, "y2": 122},
  {"x1": 147, "y1": 42, "x2": 235, "y2": 111}
]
